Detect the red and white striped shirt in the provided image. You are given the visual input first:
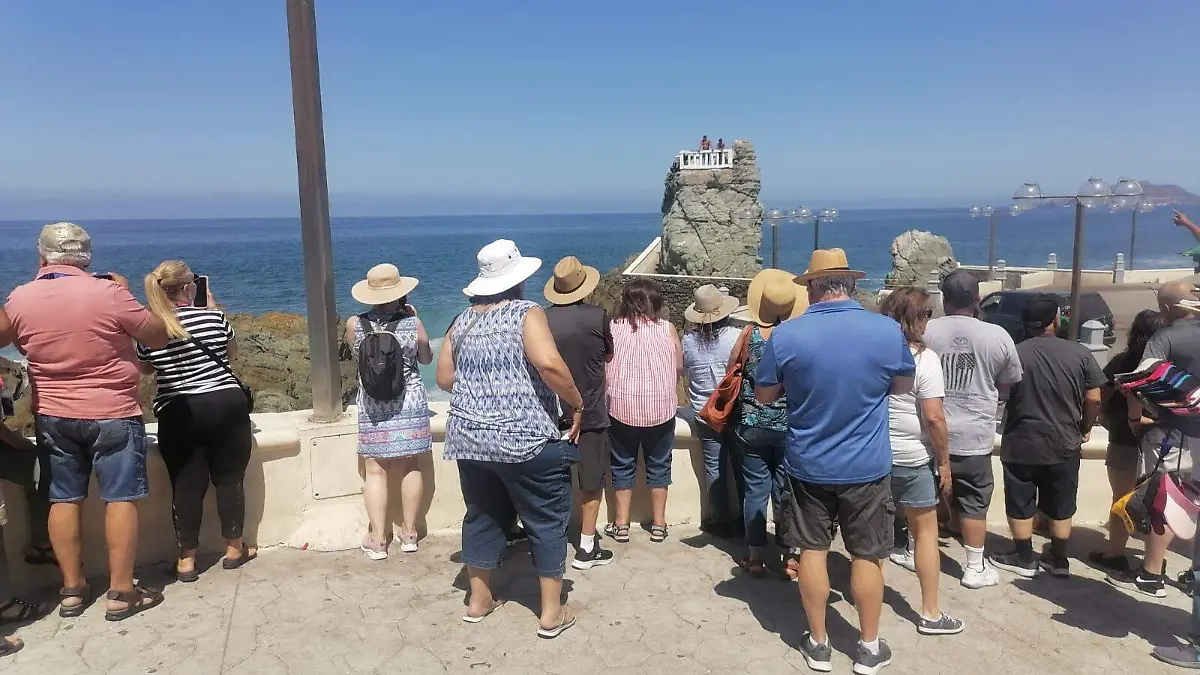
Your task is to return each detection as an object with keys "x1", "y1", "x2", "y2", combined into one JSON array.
[{"x1": 606, "y1": 318, "x2": 678, "y2": 427}]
